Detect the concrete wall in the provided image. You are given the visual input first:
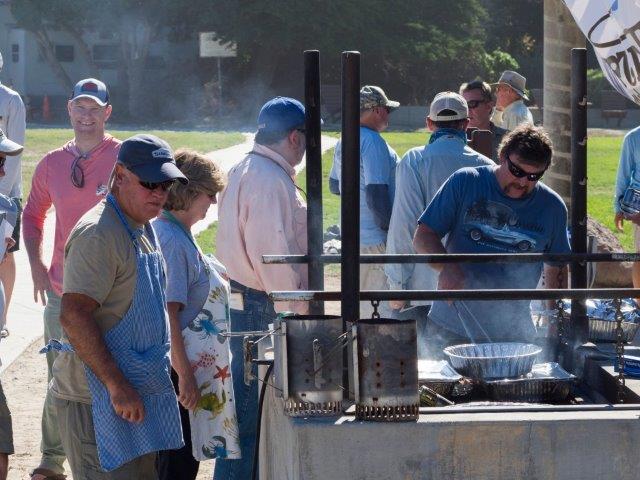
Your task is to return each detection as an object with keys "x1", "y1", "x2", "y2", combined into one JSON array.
[{"x1": 261, "y1": 388, "x2": 640, "y2": 480}]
